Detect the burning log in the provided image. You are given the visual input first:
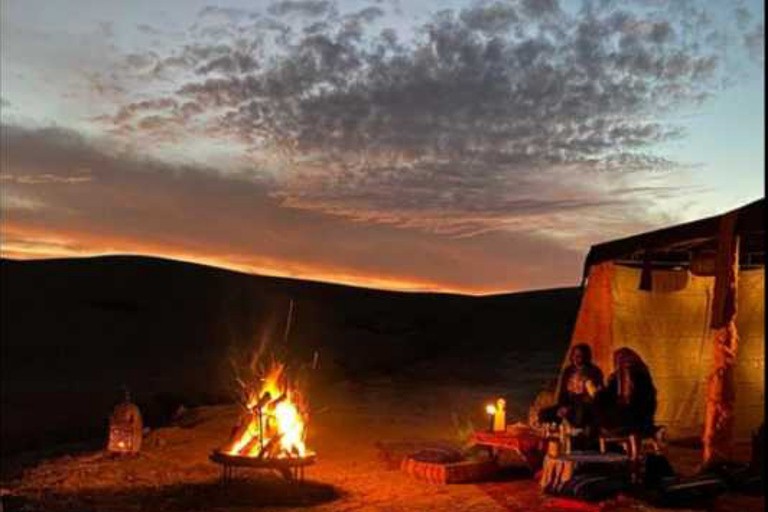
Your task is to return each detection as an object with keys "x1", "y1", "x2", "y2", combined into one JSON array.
[
  {"x1": 217, "y1": 360, "x2": 311, "y2": 464},
  {"x1": 210, "y1": 359, "x2": 317, "y2": 483},
  {"x1": 257, "y1": 433, "x2": 284, "y2": 460},
  {"x1": 220, "y1": 416, "x2": 254, "y2": 454},
  {"x1": 250, "y1": 392, "x2": 272, "y2": 411},
  {"x1": 240, "y1": 431, "x2": 263, "y2": 457}
]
